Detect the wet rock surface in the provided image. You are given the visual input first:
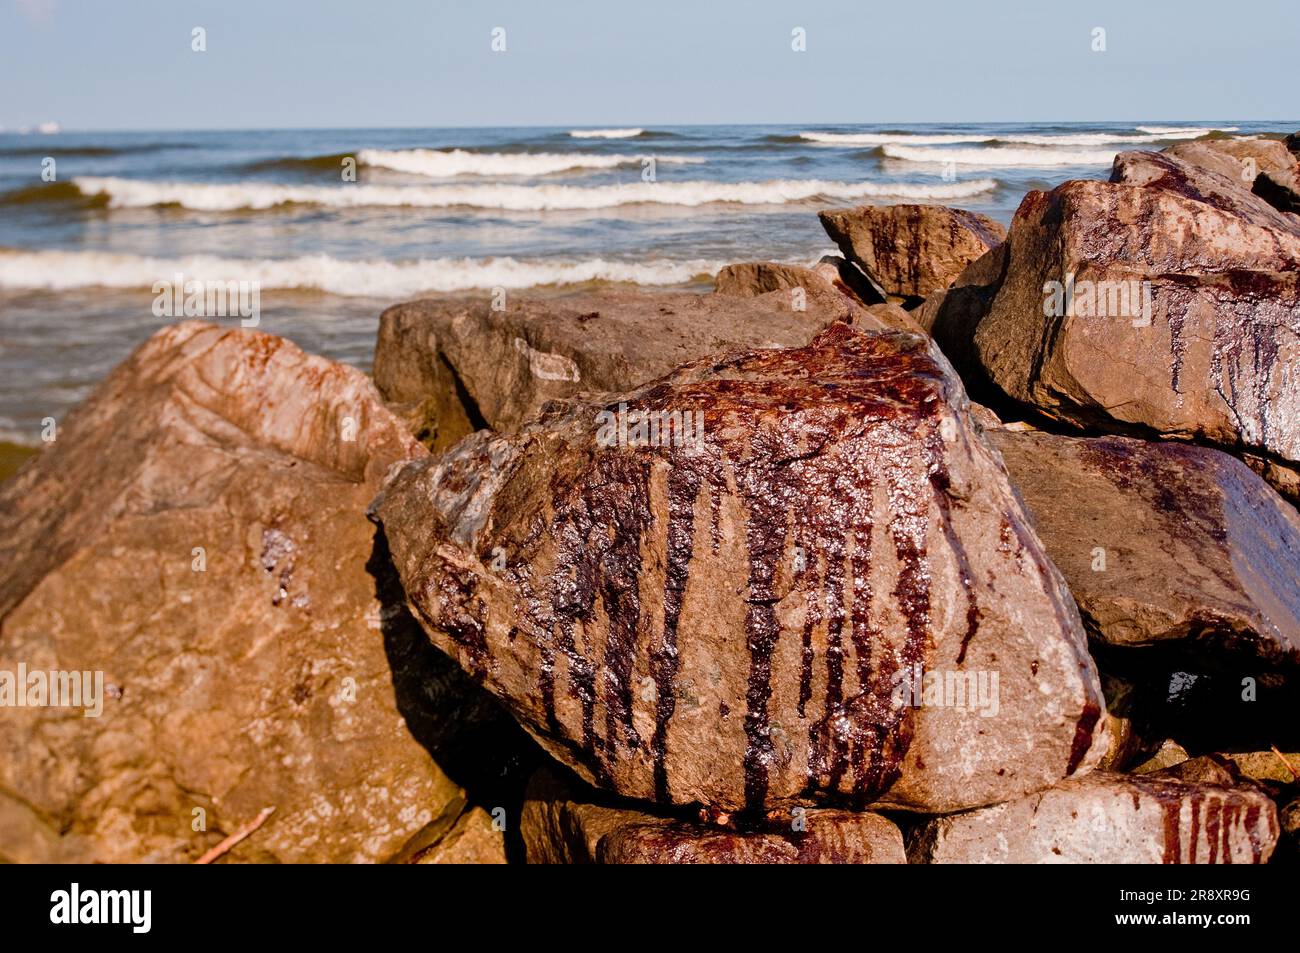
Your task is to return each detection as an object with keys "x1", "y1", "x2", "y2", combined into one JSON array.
[
  {"x1": 521, "y1": 766, "x2": 904, "y2": 864},
  {"x1": 968, "y1": 153, "x2": 1300, "y2": 500},
  {"x1": 987, "y1": 430, "x2": 1300, "y2": 668},
  {"x1": 0, "y1": 322, "x2": 519, "y2": 863},
  {"x1": 908, "y1": 772, "x2": 1279, "y2": 864},
  {"x1": 818, "y1": 203, "x2": 1006, "y2": 300},
  {"x1": 373, "y1": 322, "x2": 1106, "y2": 815},
  {"x1": 373, "y1": 289, "x2": 859, "y2": 447}
]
